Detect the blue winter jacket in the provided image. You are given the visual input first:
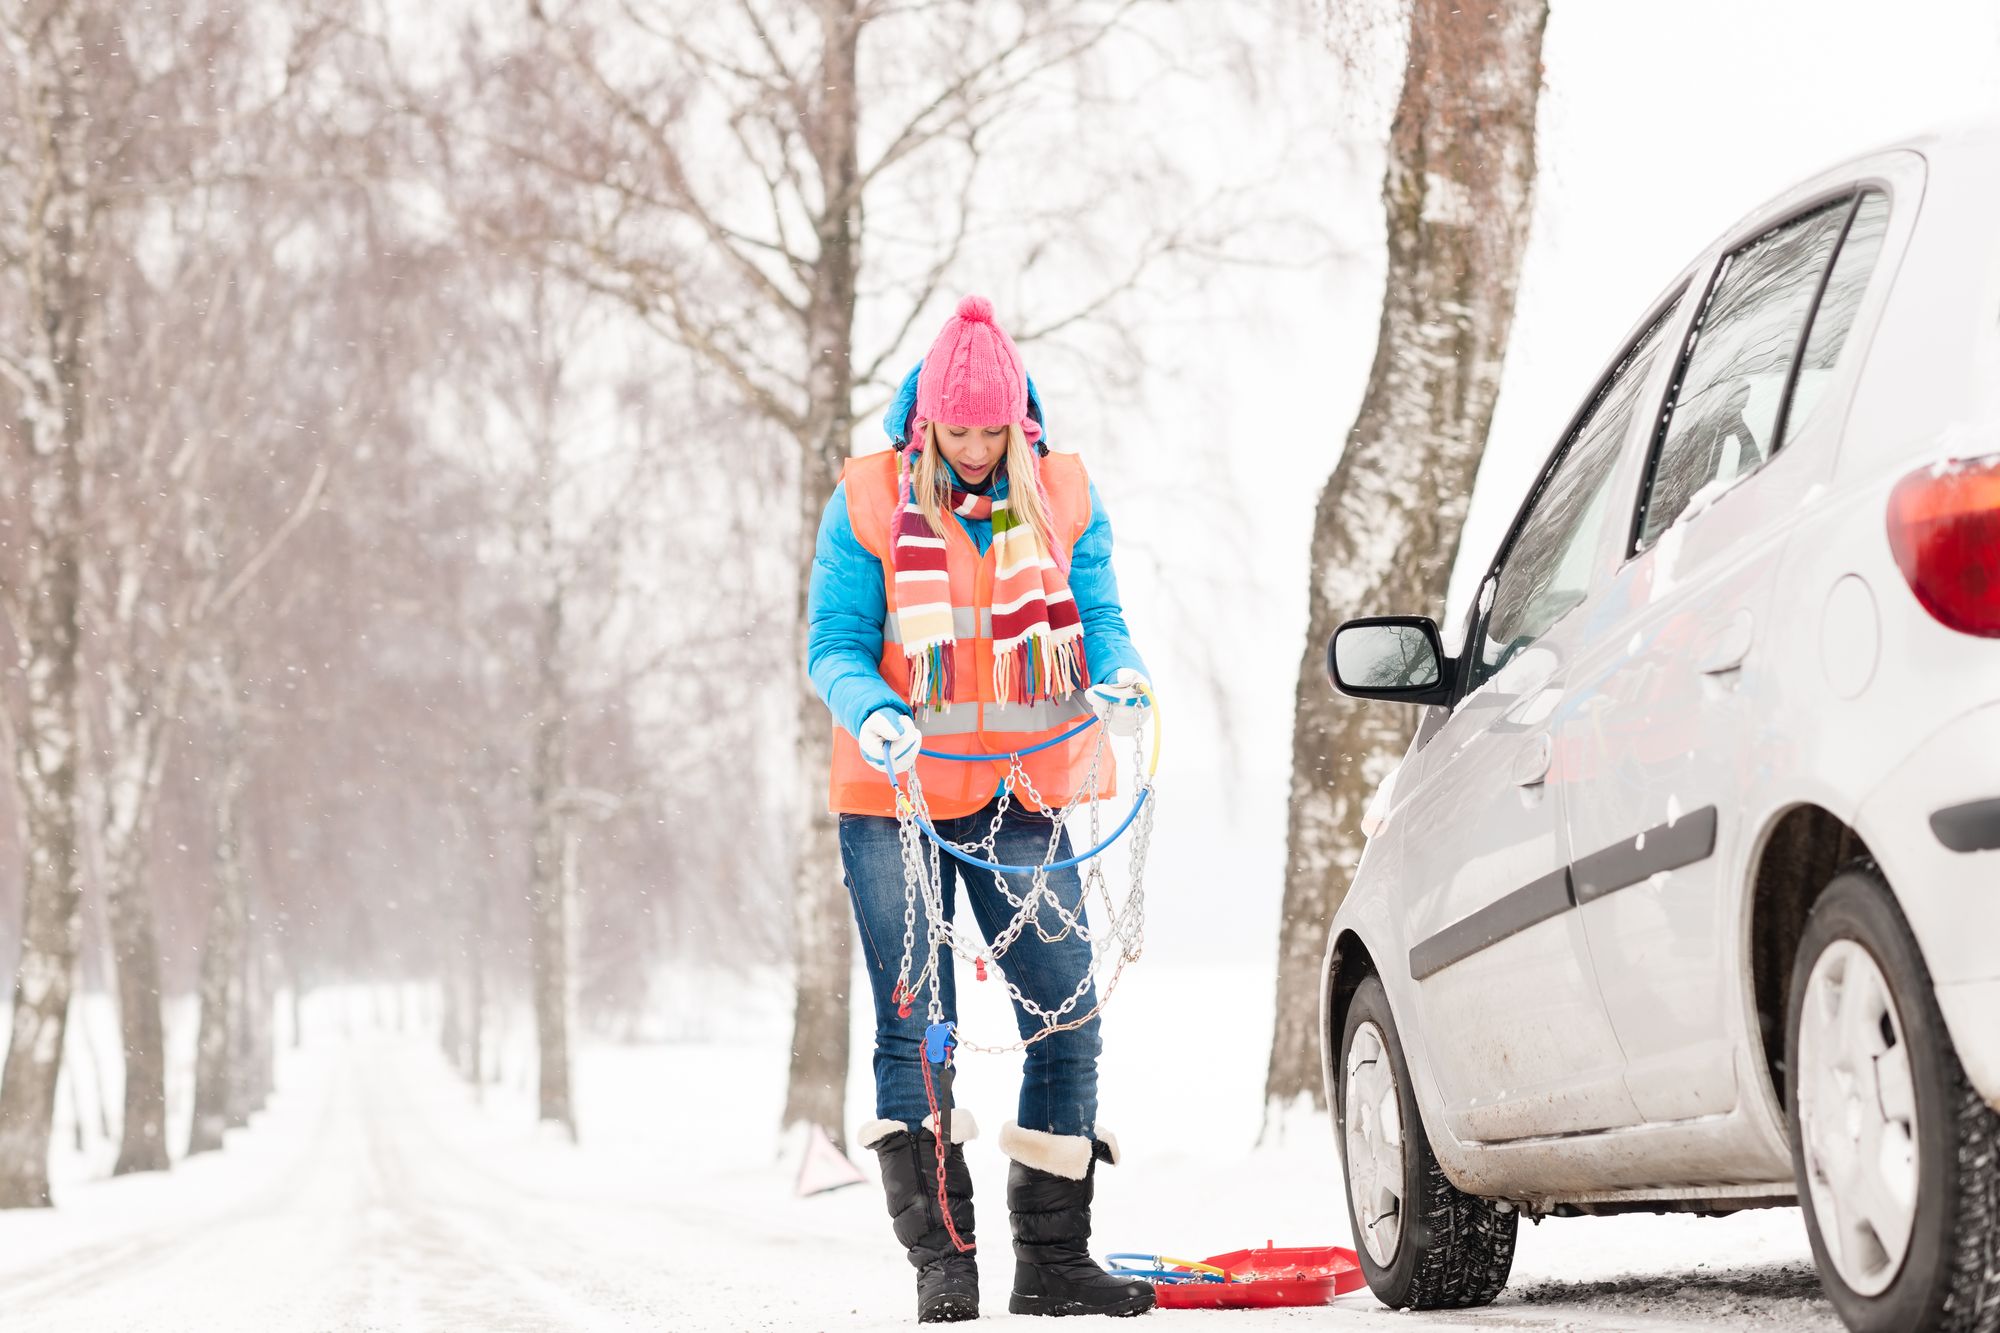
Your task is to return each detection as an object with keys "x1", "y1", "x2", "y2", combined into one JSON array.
[{"x1": 807, "y1": 363, "x2": 1149, "y2": 742}]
